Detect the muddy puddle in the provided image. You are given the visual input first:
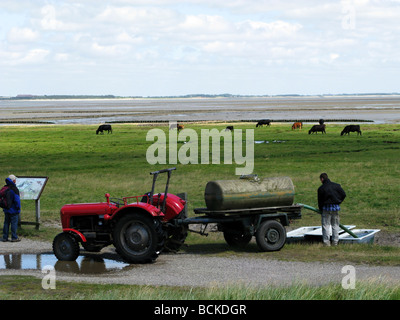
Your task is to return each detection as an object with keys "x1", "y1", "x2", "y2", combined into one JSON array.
[{"x1": 0, "y1": 253, "x2": 132, "y2": 274}]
